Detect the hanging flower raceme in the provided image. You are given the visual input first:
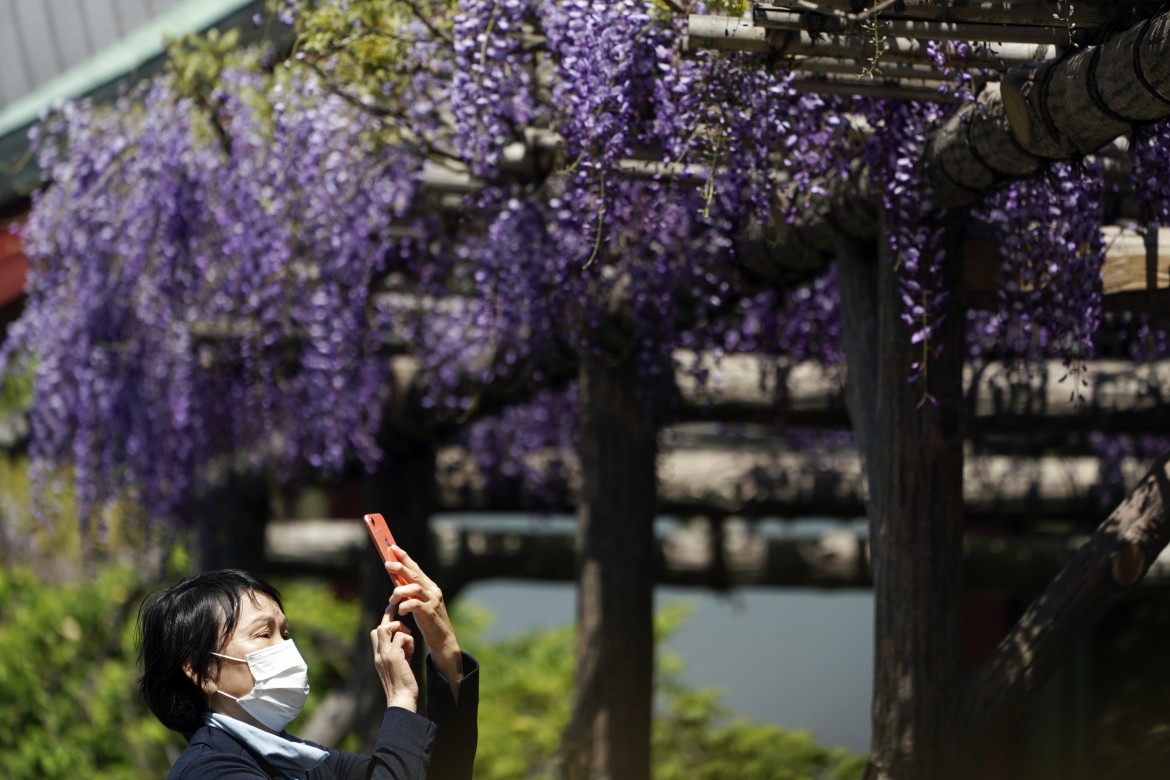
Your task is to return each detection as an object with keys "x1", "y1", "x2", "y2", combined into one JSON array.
[
  {"x1": 971, "y1": 161, "x2": 1106, "y2": 375},
  {"x1": 1131, "y1": 118, "x2": 1170, "y2": 226},
  {"x1": 6, "y1": 67, "x2": 422, "y2": 532},
  {"x1": 450, "y1": 0, "x2": 543, "y2": 179}
]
